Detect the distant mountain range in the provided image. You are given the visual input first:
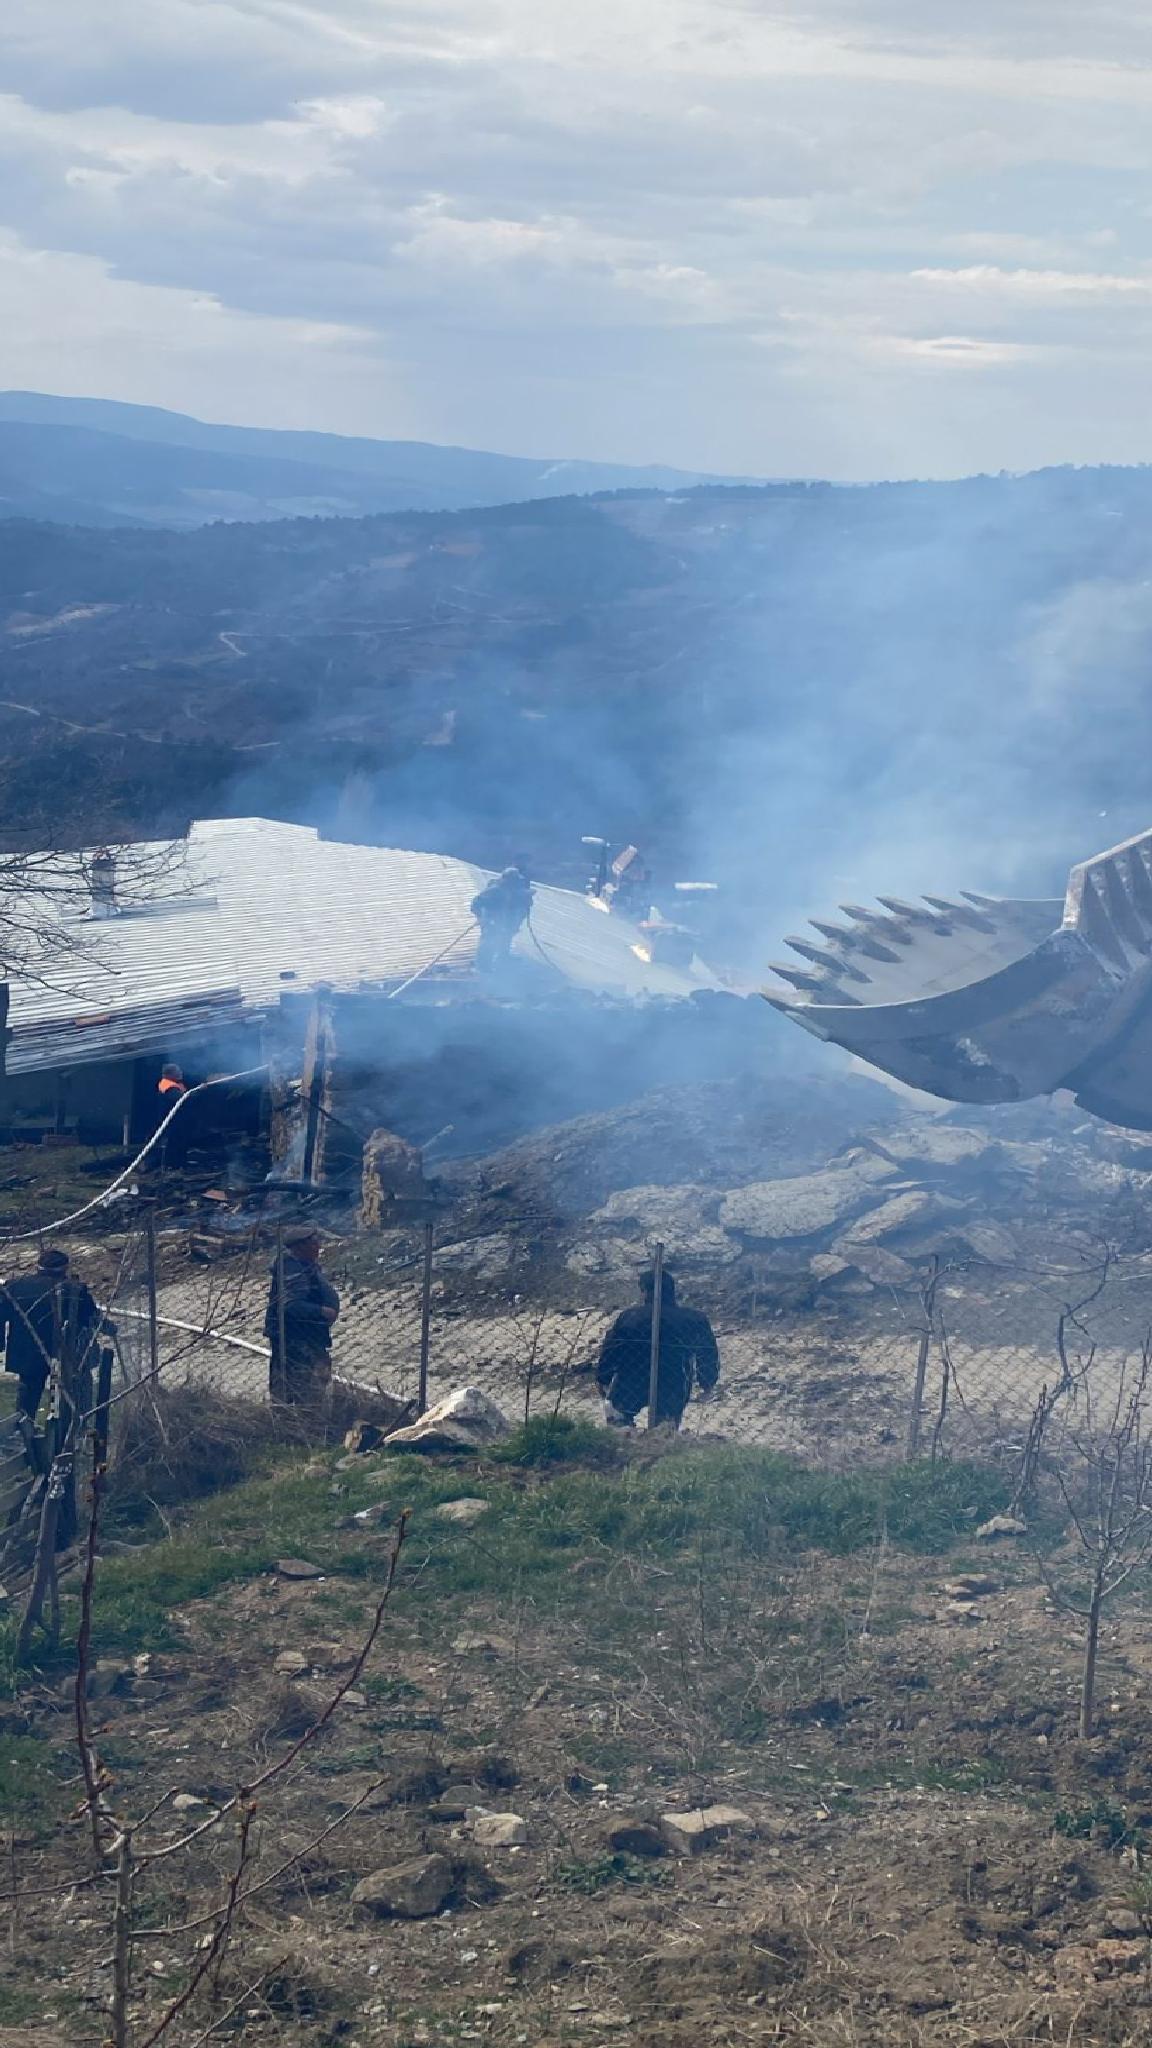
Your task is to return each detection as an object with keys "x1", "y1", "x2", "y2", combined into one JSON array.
[{"x1": 0, "y1": 392, "x2": 752, "y2": 528}]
